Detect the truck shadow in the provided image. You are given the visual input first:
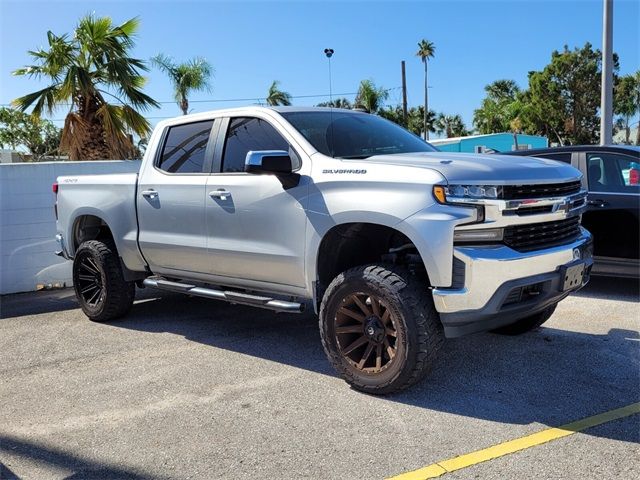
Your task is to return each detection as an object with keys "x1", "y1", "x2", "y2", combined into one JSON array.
[
  {"x1": 0, "y1": 435, "x2": 153, "y2": 480},
  {"x1": 110, "y1": 278, "x2": 640, "y2": 444}
]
